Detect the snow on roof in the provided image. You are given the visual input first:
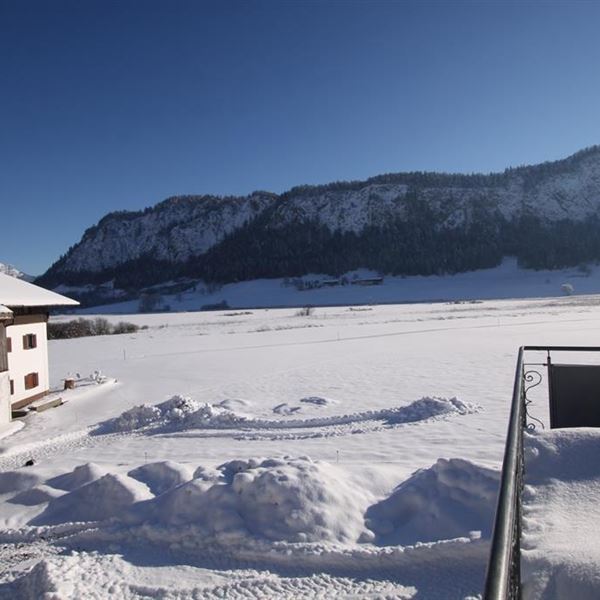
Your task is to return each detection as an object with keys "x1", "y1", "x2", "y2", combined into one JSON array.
[
  {"x1": 0, "y1": 305, "x2": 12, "y2": 318},
  {"x1": 0, "y1": 273, "x2": 79, "y2": 308}
]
